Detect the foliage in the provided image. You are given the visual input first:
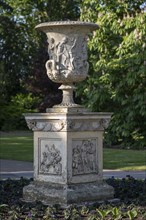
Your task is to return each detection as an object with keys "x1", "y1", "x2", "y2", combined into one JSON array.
[
  {"x1": 0, "y1": 177, "x2": 146, "y2": 219},
  {"x1": 78, "y1": 0, "x2": 146, "y2": 148},
  {"x1": 0, "y1": 0, "x2": 80, "y2": 130},
  {"x1": 0, "y1": 1, "x2": 25, "y2": 101},
  {"x1": 107, "y1": 176, "x2": 146, "y2": 206},
  {"x1": 0, "y1": 0, "x2": 80, "y2": 101},
  {"x1": 103, "y1": 148, "x2": 146, "y2": 170},
  {"x1": 0, "y1": 93, "x2": 40, "y2": 130}
]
